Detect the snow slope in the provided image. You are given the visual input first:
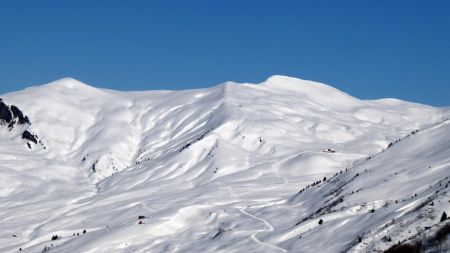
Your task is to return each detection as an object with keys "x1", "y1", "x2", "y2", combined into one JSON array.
[{"x1": 0, "y1": 76, "x2": 449, "y2": 253}]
